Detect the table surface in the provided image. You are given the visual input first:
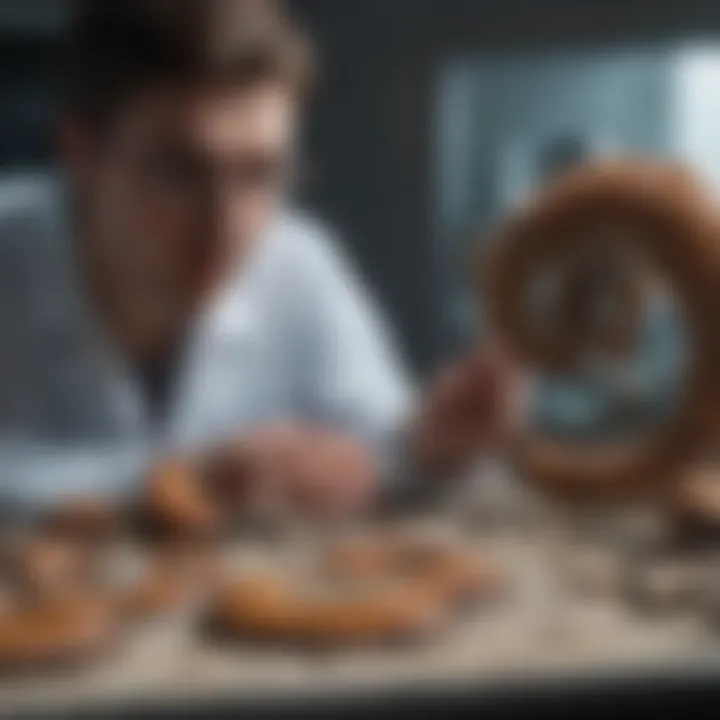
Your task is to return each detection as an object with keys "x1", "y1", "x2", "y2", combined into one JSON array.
[{"x1": 1, "y1": 471, "x2": 718, "y2": 717}]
